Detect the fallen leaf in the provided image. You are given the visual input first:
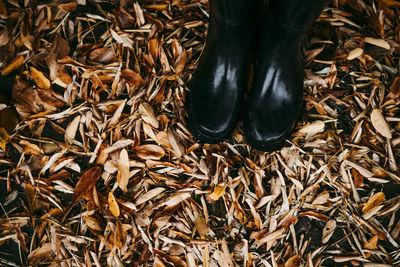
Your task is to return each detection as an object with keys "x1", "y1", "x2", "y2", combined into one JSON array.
[
  {"x1": 139, "y1": 102, "x2": 159, "y2": 128},
  {"x1": 1, "y1": 55, "x2": 24, "y2": 76},
  {"x1": 108, "y1": 192, "x2": 120, "y2": 217},
  {"x1": 135, "y1": 187, "x2": 165, "y2": 205},
  {"x1": 30, "y1": 66, "x2": 51, "y2": 89},
  {"x1": 89, "y1": 48, "x2": 115, "y2": 64},
  {"x1": 65, "y1": 115, "x2": 81, "y2": 141},
  {"x1": 210, "y1": 185, "x2": 226, "y2": 201},
  {"x1": 364, "y1": 235, "x2": 378, "y2": 250},
  {"x1": 114, "y1": 6, "x2": 135, "y2": 29},
  {"x1": 299, "y1": 120, "x2": 325, "y2": 135},
  {"x1": 148, "y1": 38, "x2": 160, "y2": 61},
  {"x1": 121, "y1": 69, "x2": 145, "y2": 87},
  {"x1": 371, "y1": 109, "x2": 392, "y2": 139},
  {"x1": 389, "y1": 77, "x2": 400, "y2": 98},
  {"x1": 117, "y1": 149, "x2": 130, "y2": 192},
  {"x1": 195, "y1": 216, "x2": 210, "y2": 238},
  {"x1": 45, "y1": 34, "x2": 70, "y2": 81},
  {"x1": 285, "y1": 255, "x2": 301, "y2": 267},
  {"x1": 0, "y1": 127, "x2": 9, "y2": 150},
  {"x1": 20, "y1": 140, "x2": 43, "y2": 155},
  {"x1": 362, "y1": 192, "x2": 385, "y2": 213},
  {"x1": 347, "y1": 48, "x2": 363, "y2": 60},
  {"x1": 73, "y1": 166, "x2": 102, "y2": 201},
  {"x1": 322, "y1": 219, "x2": 336, "y2": 244},
  {"x1": 135, "y1": 144, "x2": 165, "y2": 160},
  {"x1": 364, "y1": 37, "x2": 390, "y2": 49}
]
